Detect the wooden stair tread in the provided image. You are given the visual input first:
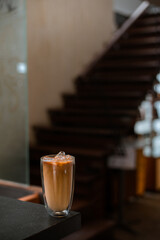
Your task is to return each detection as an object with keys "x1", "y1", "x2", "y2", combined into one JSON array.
[
  {"x1": 76, "y1": 83, "x2": 150, "y2": 94},
  {"x1": 62, "y1": 219, "x2": 114, "y2": 240},
  {"x1": 76, "y1": 78, "x2": 150, "y2": 88},
  {"x1": 63, "y1": 93, "x2": 143, "y2": 99},
  {"x1": 76, "y1": 173, "x2": 100, "y2": 183},
  {"x1": 77, "y1": 74, "x2": 153, "y2": 83},
  {"x1": 120, "y1": 36, "x2": 160, "y2": 46},
  {"x1": 49, "y1": 111, "x2": 134, "y2": 122},
  {"x1": 34, "y1": 125, "x2": 123, "y2": 137},
  {"x1": 48, "y1": 108, "x2": 138, "y2": 117},
  {"x1": 96, "y1": 60, "x2": 160, "y2": 69},
  {"x1": 92, "y1": 68, "x2": 158, "y2": 76},
  {"x1": 71, "y1": 196, "x2": 106, "y2": 224},
  {"x1": 49, "y1": 112, "x2": 135, "y2": 129},
  {"x1": 64, "y1": 103, "x2": 139, "y2": 110},
  {"x1": 30, "y1": 144, "x2": 109, "y2": 158},
  {"x1": 140, "y1": 13, "x2": 160, "y2": 19},
  {"x1": 71, "y1": 198, "x2": 91, "y2": 212},
  {"x1": 128, "y1": 25, "x2": 160, "y2": 35},
  {"x1": 136, "y1": 15, "x2": 160, "y2": 26},
  {"x1": 63, "y1": 94, "x2": 142, "y2": 109},
  {"x1": 89, "y1": 74, "x2": 153, "y2": 82},
  {"x1": 107, "y1": 48, "x2": 160, "y2": 58},
  {"x1": 75, "y1": 90, "x2": 145, "y2": 97}
]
